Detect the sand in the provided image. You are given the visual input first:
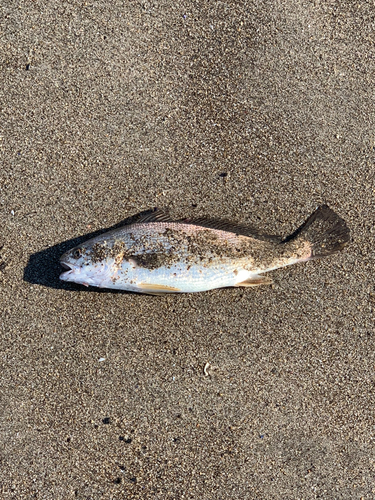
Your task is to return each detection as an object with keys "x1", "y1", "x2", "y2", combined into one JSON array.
[{"x1": 1, "y1": 0, "x2": 374, "y2": 498}]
